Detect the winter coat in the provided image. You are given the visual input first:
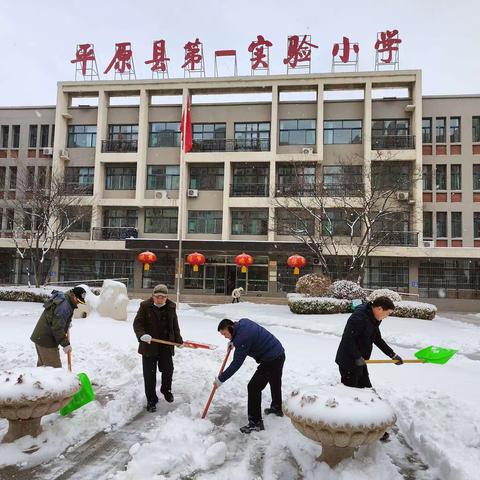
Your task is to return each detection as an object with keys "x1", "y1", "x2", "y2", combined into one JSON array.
[
  {"x1": 231, "y1": 287, "x2": 244, "y2": 299},
  {"x1": 335, "y1": 303, "x2": 395, "y2": 369},
  {"x1": 133, "y1": 298, "x2": 183, "y2": 357},
  {"x1": 30, "y1": 290, "x2": 77, "y2": 348},
  {"x1": 218, "y1": 318, "x2": 285, "y2": 383}
]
